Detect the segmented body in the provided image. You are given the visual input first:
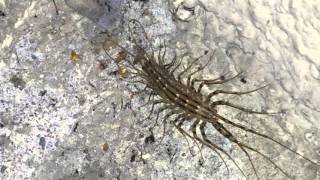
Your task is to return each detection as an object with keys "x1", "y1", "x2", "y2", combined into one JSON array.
[
  {"x1": 139, "y1": 50, "x2": 242, "y2": 146},
  {"x1": 142, "y1": 60, "x2": 211, "y2": 120}
]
